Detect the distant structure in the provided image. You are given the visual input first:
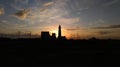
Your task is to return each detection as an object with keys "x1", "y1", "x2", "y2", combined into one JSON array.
[
  {"x1": 41, "y1": 31, "x2": 50, "y2": 40},
  {"x1": 51, "y1": 33, "x2": 56, "y2": 40},
  {"x1": 58, "y1": 25, "x2": 61, "y2": 39},
  {"x1": 57, "y1": 25, "x2": 66, "y2": 40},
  {"x1": 41, "y1": 25, "x2": 66, "y2": 40}
]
